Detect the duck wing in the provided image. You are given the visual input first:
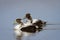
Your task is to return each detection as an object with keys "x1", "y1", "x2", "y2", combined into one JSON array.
[{"x1": 21, "y1": 25, "x2": 36, "y2": 33}]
